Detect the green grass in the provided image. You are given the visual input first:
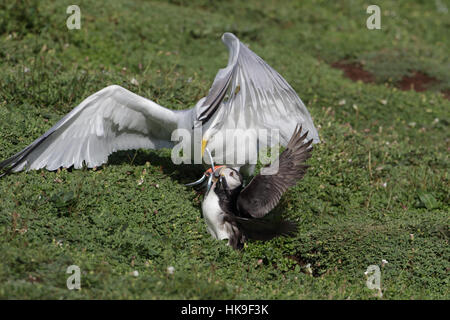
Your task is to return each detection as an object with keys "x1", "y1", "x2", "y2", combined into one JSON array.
[{"x1": 0, "y1": 0, "x2": 449, "y2": 299}]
